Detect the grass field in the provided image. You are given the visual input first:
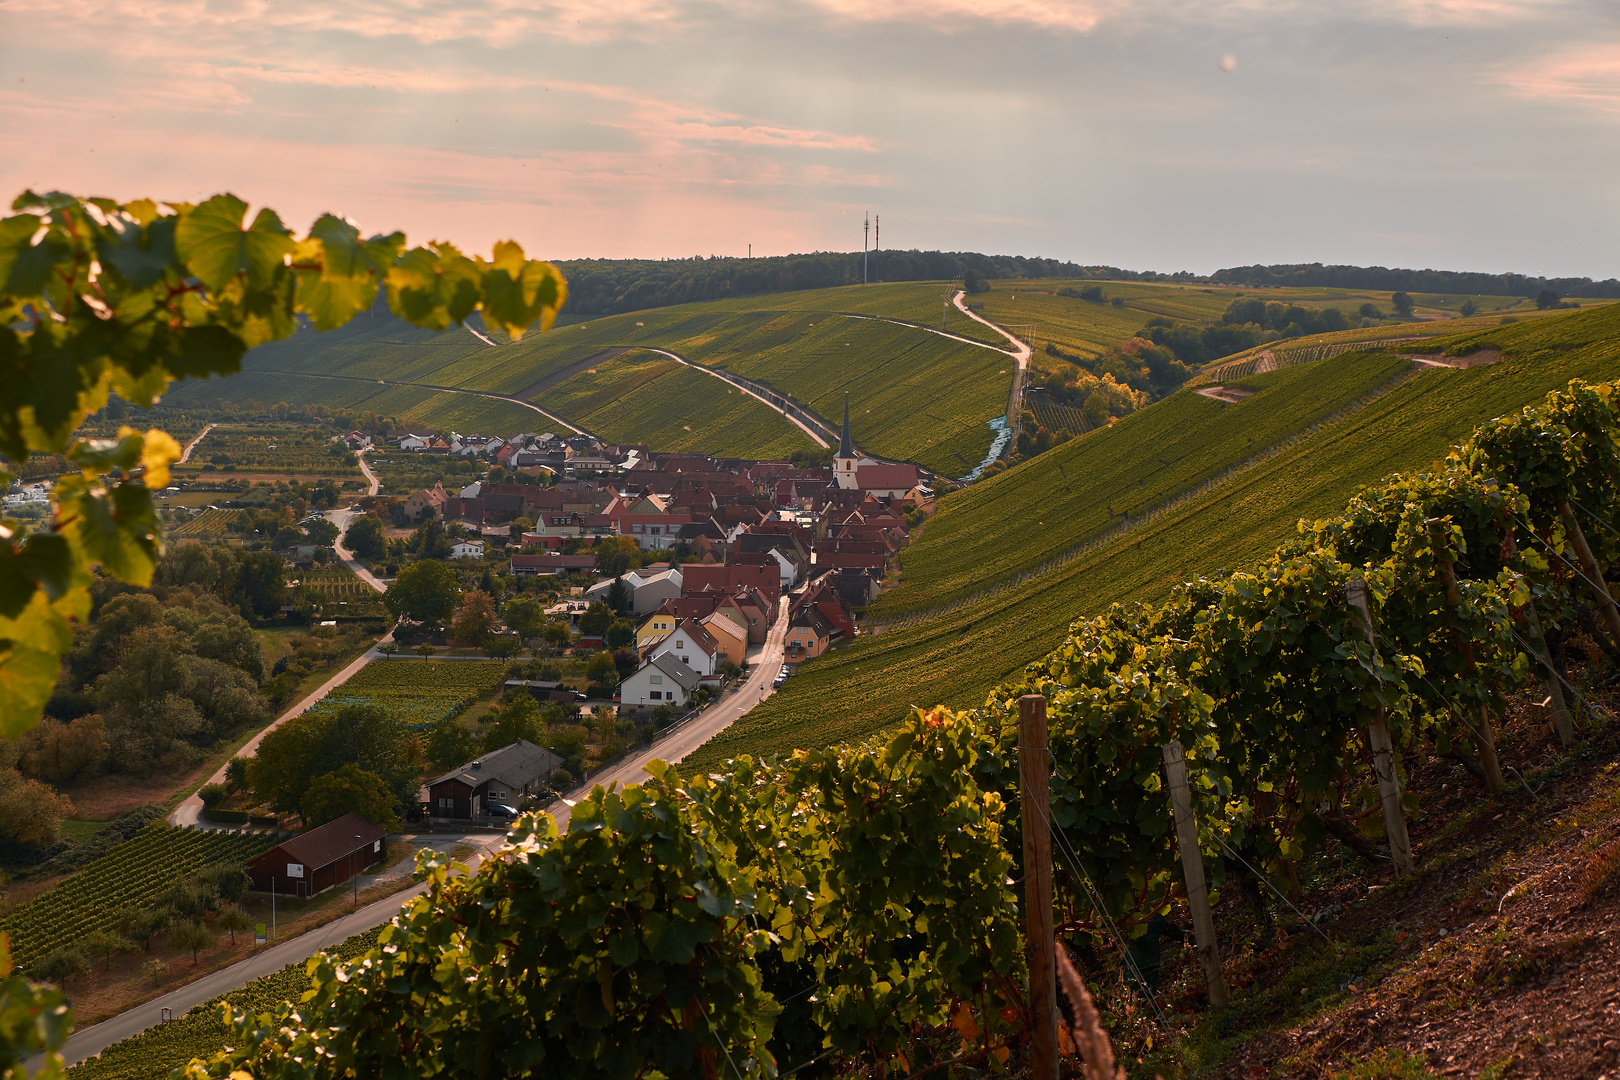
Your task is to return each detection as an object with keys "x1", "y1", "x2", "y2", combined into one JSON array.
[
  {"x1": 681, "y1": 303, "x2": 1620, "y2": 772},
  {"x1": 540, "y1": 350, "x2": 813, "y2": 457}
]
